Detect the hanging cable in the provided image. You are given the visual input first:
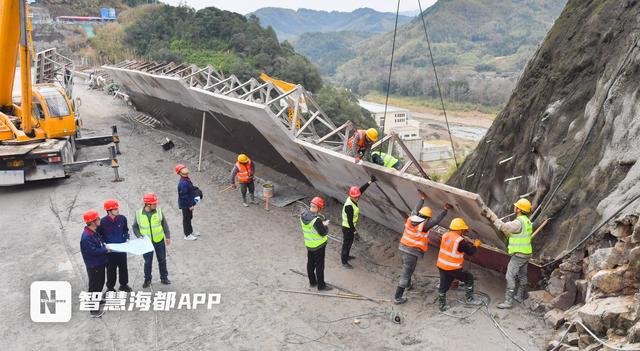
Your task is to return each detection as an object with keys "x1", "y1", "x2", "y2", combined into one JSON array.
[
  {"x1": 417, "y1": 0, "x2": 459, "y2": 168},
  {"x1": 381, "y1": 0, "x2": 401, "y2": 135}
]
